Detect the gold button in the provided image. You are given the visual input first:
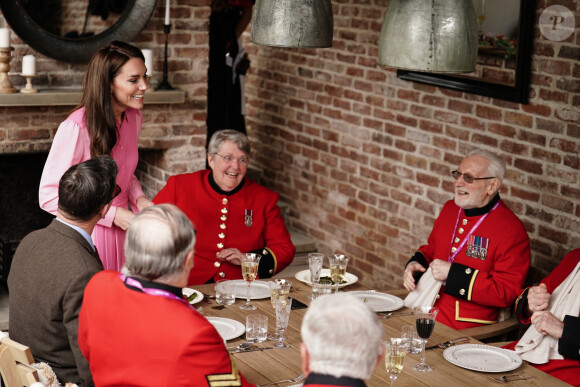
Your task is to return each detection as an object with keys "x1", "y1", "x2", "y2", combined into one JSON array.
[
  {"x1": 214, "y1": 261, "x2": 221, "y2": 268},
  {"x1": 220, "y1": 223, "x2": 226, "y2": 229},
  {"x1": 219, "y1": 272, "x2": 225, "y2": 278},
  {"x1": 222, "y1": 198, "x2": 228, "y2": 205},
  {"x1": 459, "y1": 289, "x2": 466, "y2": 296},
  {"x1": 465, "y1": 268, "x2": 472, "y2": 275},
  {"x1": 451, "y1": 247, "x2": 457, "y2": 253},
  {"x1": 462, "y1": 219, "x2": 468, "y2": 225},
  {"x1": 221, "y1": 215, "x2": 227, "y2": 221},
  {"x1": 219, "y1": 233, "x2": 225, "y2": 239},
  {"x1": 458, "y1": 227, "x2": 464, "y2": 234},
  {"x1": 221, "y1": 208, "x2": 228, "y2": 214},
  {"x1": 217, "y1": 243, "x2": 223, "y2": 249},
  {"x1": 269, "y1": 269, "x2": 273, "y2": 274},
  {"x1": 454, "y1": 237, "x2": 460, "y2": 243},
  {"x1": 262, "y1": 249, "x2": 268, "y2": 255}
]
